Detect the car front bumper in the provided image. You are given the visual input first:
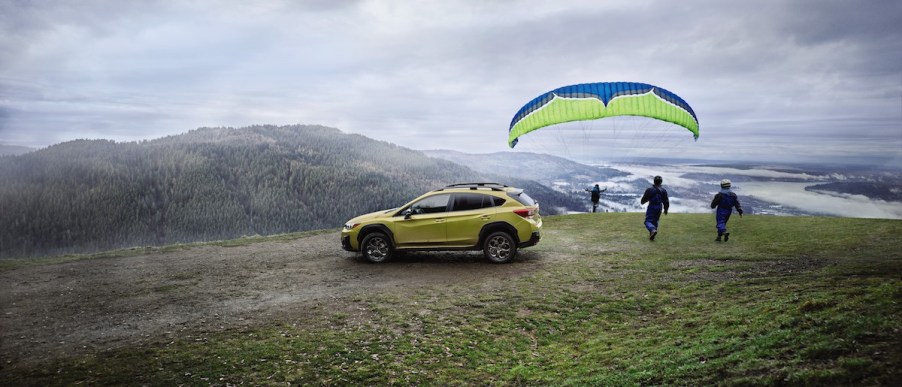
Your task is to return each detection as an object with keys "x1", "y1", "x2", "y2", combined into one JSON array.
[{"x1": 341, "y1": 234, "x2": 356, "y2": 252}]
